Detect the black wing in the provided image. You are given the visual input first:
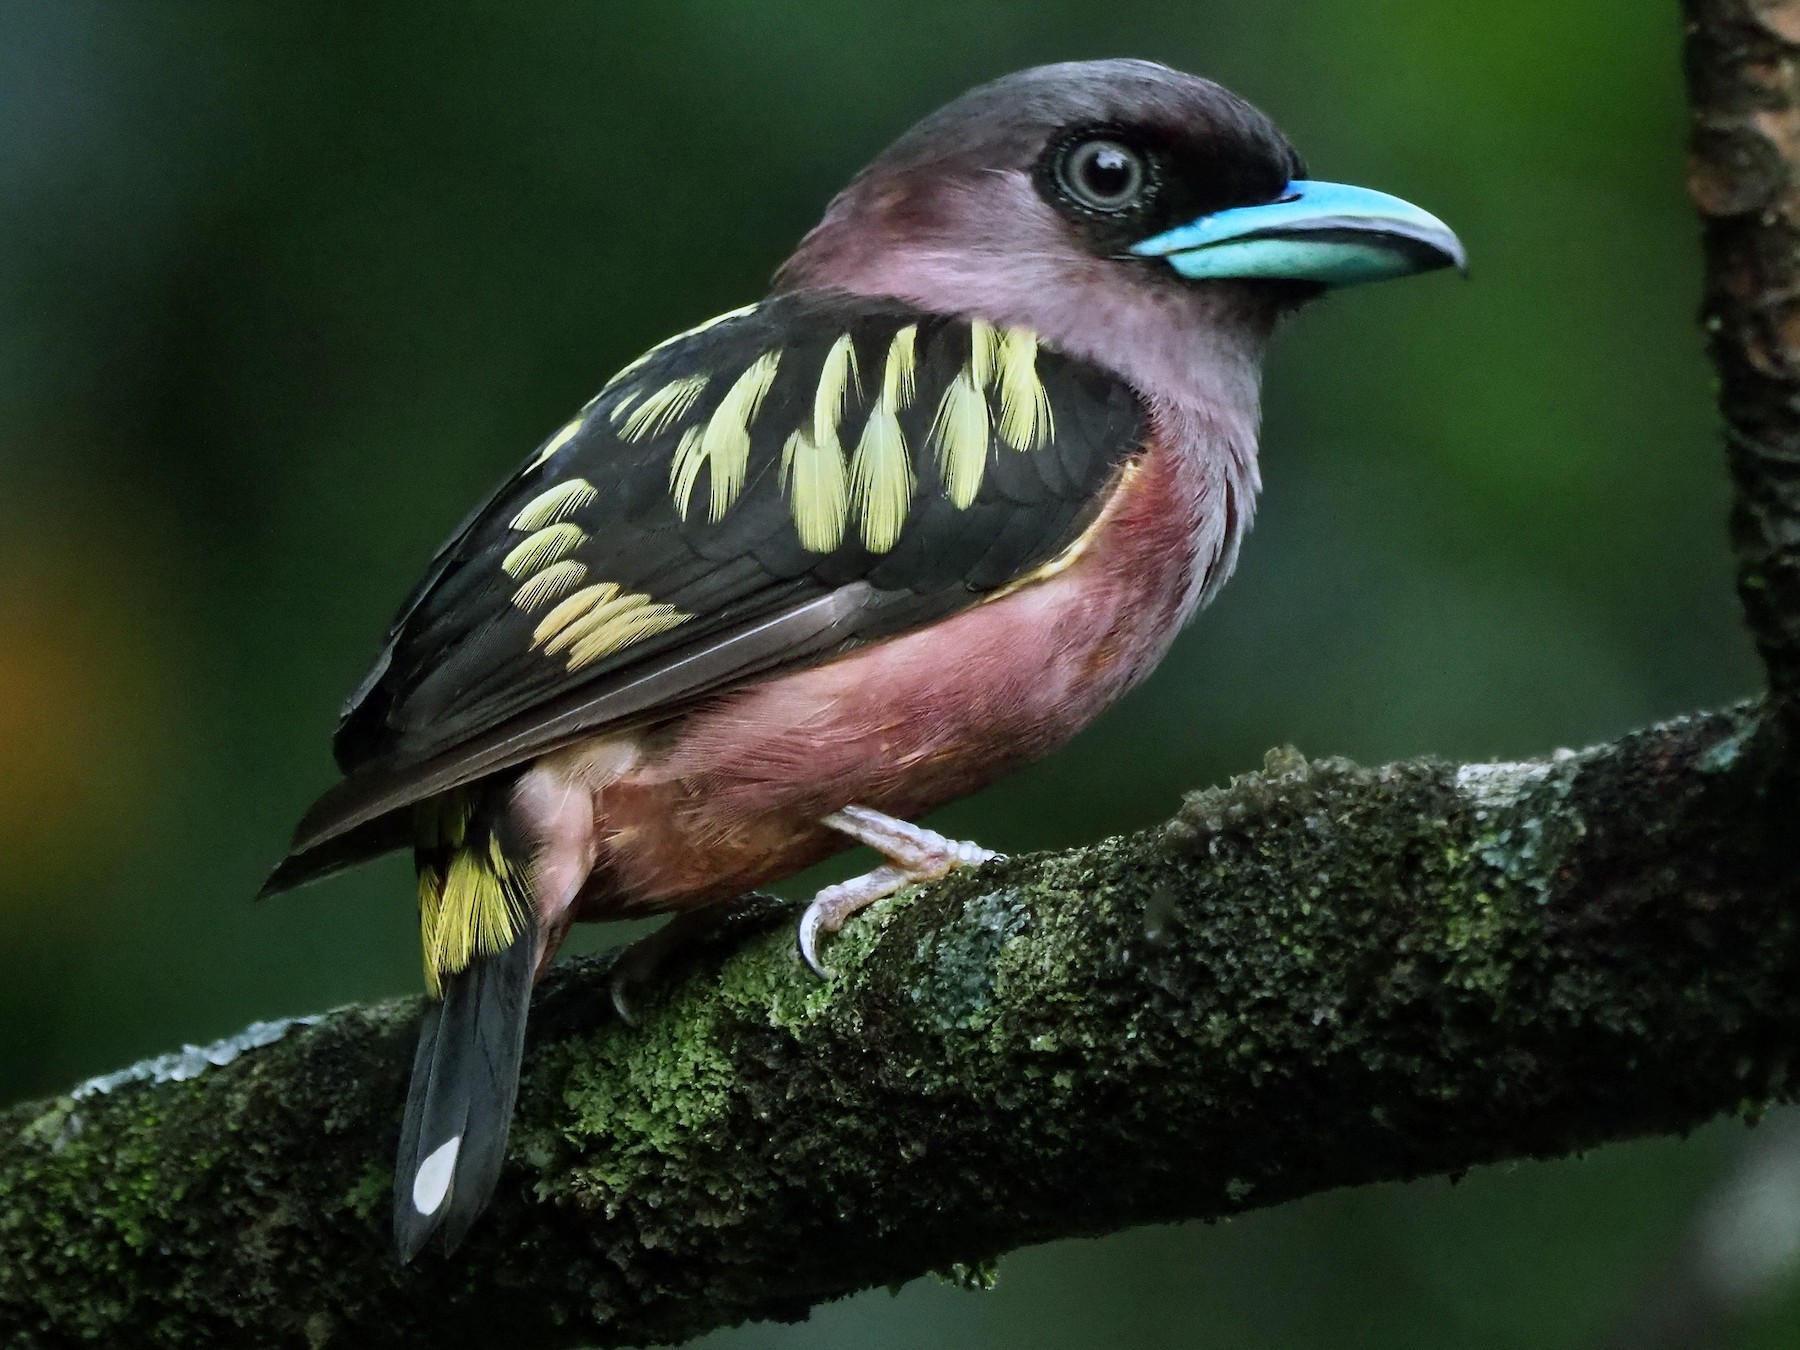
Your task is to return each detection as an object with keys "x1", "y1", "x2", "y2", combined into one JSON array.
[{"x1": 268, "y1": 291, "x2": 1147, "y2": 890}]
